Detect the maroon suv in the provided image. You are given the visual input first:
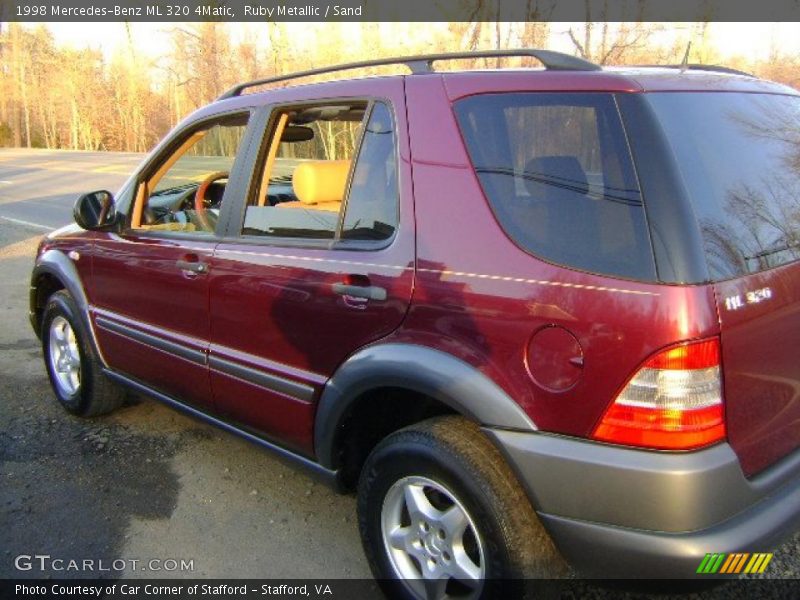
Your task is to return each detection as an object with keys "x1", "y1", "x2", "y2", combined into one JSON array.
[{"x1": 30, "y1": 49, "x2": 800, "y2": 596}]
